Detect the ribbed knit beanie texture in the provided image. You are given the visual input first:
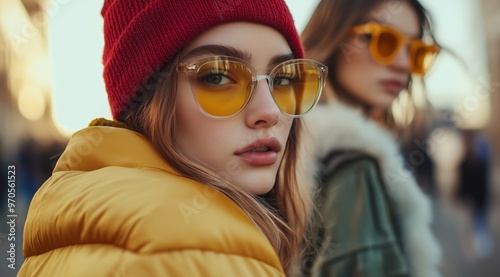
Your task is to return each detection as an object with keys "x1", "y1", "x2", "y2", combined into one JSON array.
[{"x1": 101, "y1": 0, "x2": 304, "y2": 120}]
